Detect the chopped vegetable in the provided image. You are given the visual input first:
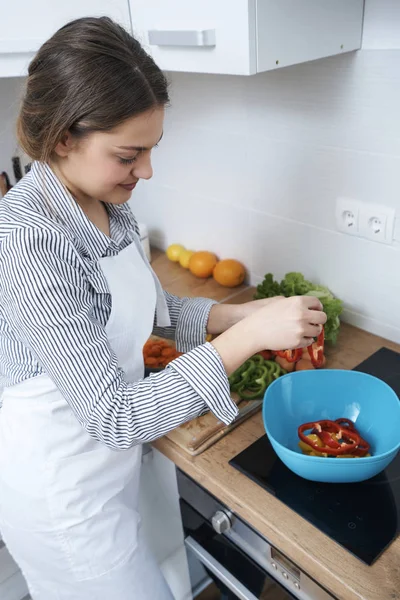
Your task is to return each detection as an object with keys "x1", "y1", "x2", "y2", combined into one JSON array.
[
  {"x1": 254, "y1": 272, "x2": 343, "y2": 344},
  {"x1": 274, "y1": 327, "x2": 325, "y2": 370},
  {"x1": 280, "y1": 272, "x2": 314, "y2": 297},
  {"x1": 298, "y1": 418, "x2": 371, "y2": 458},
  {"x1": 254, "y1": 273, "x2": 282, "y2": 298},
  {"x1": 307, "y1": 327, "x2": 325, "y2": 367},
  {"x1": 143, "y1": 339, "x2": 183, "y2": 368},
  {"x1": 275, "y1": 348, "x2": 303, "y2": 363},
  {"x1": 228, "y1": 355, "x2": 287, "y2": 400}
]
